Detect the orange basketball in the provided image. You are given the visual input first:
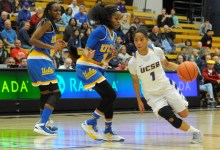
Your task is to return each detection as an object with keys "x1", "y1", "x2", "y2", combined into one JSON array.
[{"x1": 177, "y1": 61, "x2": 198, "y2": 82}]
